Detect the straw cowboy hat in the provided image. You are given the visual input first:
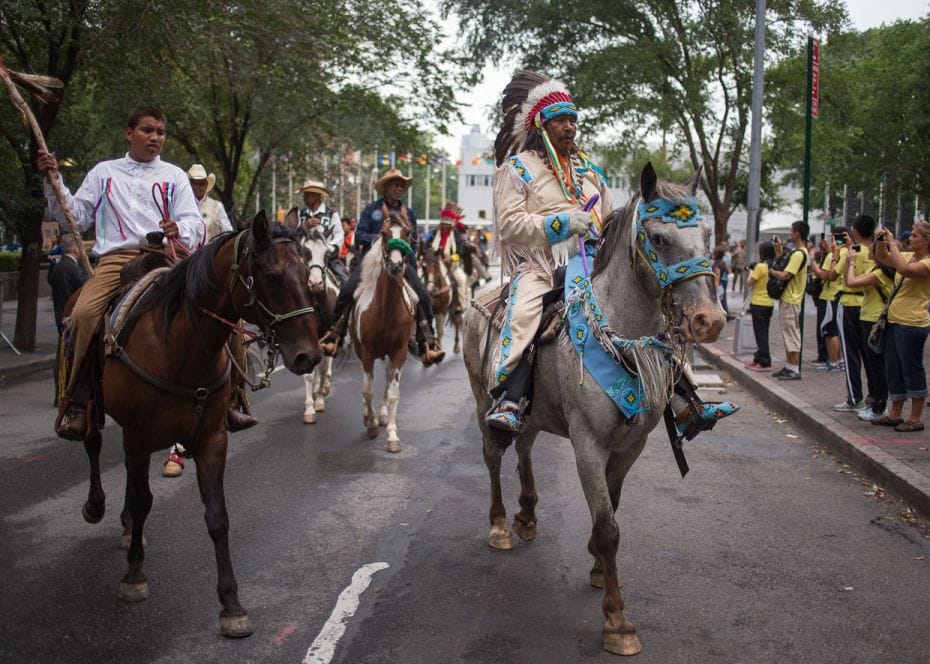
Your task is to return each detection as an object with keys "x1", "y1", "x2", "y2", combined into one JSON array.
[
  {"x1": 295, "y1": 179, "x2": 332, "y2": 197},
  {"x1": 374, "y1": 168, "x2": 413, "y2": 195},
  {"x1": 187, "y1": 164, "x2": 216, "y2": 193}
]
